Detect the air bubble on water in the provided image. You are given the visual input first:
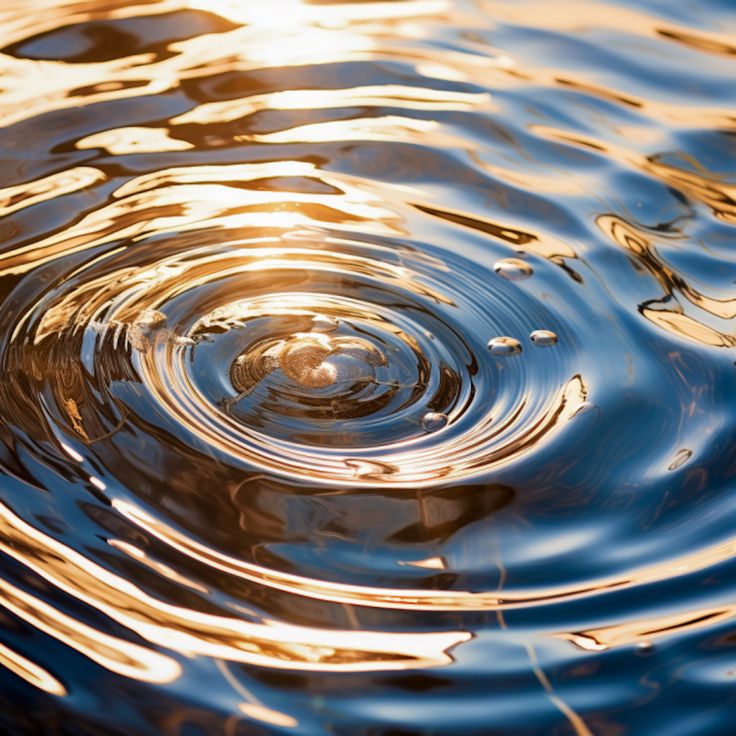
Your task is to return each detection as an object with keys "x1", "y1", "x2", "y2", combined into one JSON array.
[
  {"x1": 488, "y1": 336, "x2": 522, "y2": 355},
  {"x1": 493, "y1": 258, "x2": 533, "y2": 281},
  {"x1": 421, "y1": 412, "x2": 448, "y2": 432},
  {"x1": 530, "y1": 329, "x2": 558, "y2": 346}
]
